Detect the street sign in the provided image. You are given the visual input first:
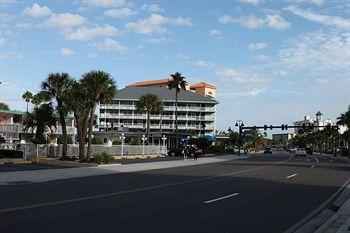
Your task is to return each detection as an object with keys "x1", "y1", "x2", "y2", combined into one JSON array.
[{"x1": 243, "y1": 133, "x2": 253, "y2": 137}]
